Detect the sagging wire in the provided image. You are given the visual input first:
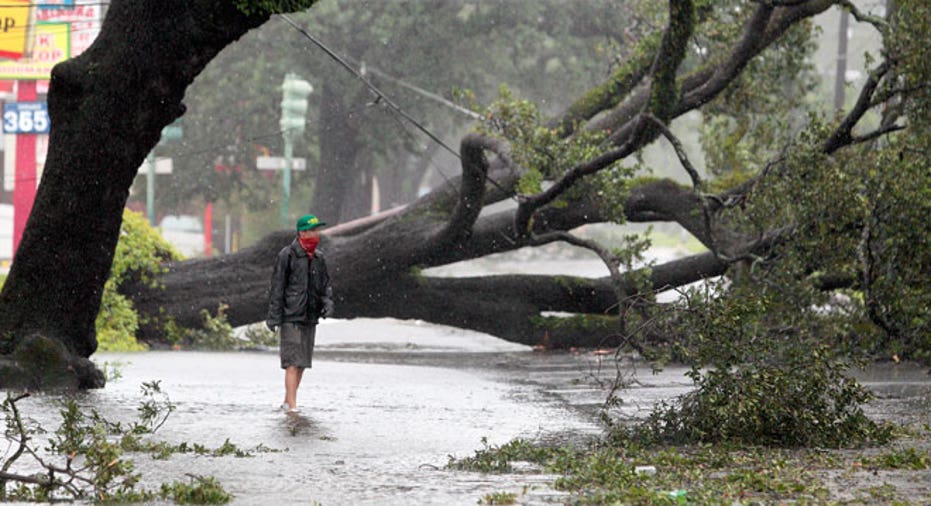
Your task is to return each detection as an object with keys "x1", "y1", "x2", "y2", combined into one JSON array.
[
  {"x1": 279, "y1": 13, "x2": 461, "y2": 161},
  {"x1": 278, "y1": 13, "x2": 514, "y2": 198}
]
